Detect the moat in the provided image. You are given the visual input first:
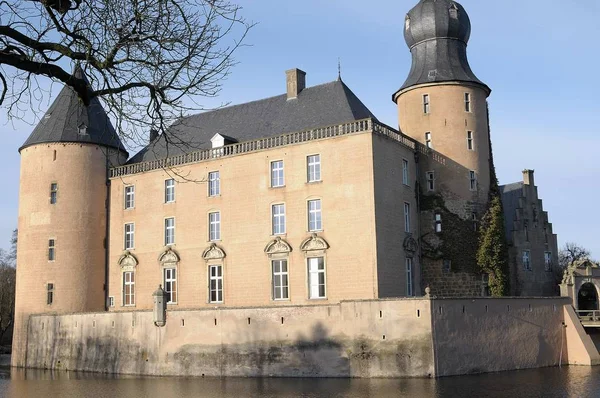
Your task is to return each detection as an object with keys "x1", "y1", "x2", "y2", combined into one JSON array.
[{"x1": 1, "y1": 365, "x2": 599, "y2": 397}]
